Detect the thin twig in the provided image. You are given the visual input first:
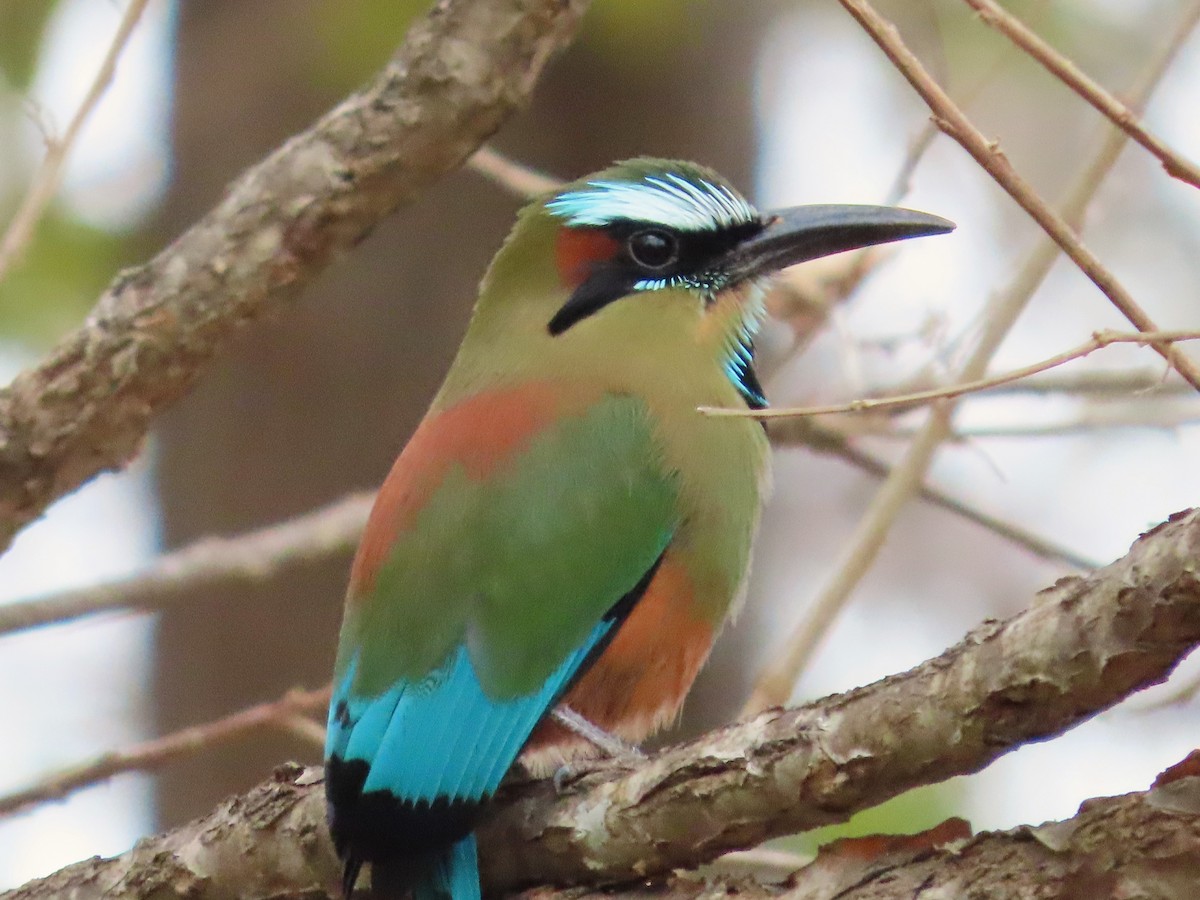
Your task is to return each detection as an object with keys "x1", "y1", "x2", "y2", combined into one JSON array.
[
  {"x1": 0, "y1": 0, "x2": 153, "y2": 282},
  {"x1": 468, "y1": 145, "x2": 563, "y2": 198},
  {"x1": 768, "y1": 1, "x2": 1049, "y2": 360},
  {"x1": 781, "y1": 422, "x2": 1103, "y2": 571},
  {"x1": 0, "y1": 685, "x2": 330, "y2": 818},
  {"x1": 987, "y1": 368, "x2": 1185, "y2": 396},
  {"x1": 838, "y1": 0, "x2": 1200, "y2": 392},
  {"x1": 1134, "y1": 668, "x2": 1200, "y2": 713},
  {"x1": 709, "y1": 331, "x2": 1200, "y2": 421},
  {"x1": 883, "y1": 10, "x2": 1028, "y2": 208},
  {"x1": 274, "y1": 713, "x2": 329, "y2": 749},
  {"x1": 865, "y1": 412, "x2": 1200, "y2": 440},
  {"x1": 0, "y1": 491, "x2": 372, "y2": 638},
  {"x1": 766, "y1": 97, "x2": 943, "y2": 353},
  {"x1": 743, "y1": 402, "x2": 955, "y2": 714},
  {"x1": 865, "y1": 365, "x2": 1186, "y2": 400},
  {"x1": 961, "y1": 0, "x2": 1200, "y2": 189}
]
